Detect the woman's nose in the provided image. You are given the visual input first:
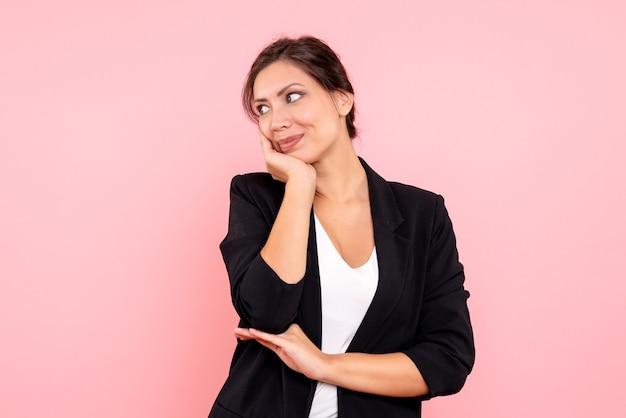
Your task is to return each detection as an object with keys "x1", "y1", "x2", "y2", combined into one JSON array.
[{"x1": 270, "y1": 108, "x2": 291, "y2": 131}]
